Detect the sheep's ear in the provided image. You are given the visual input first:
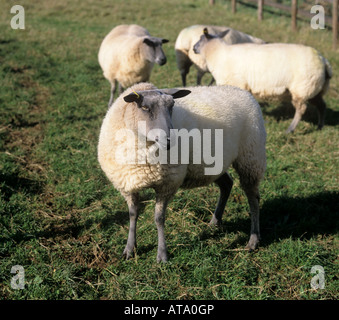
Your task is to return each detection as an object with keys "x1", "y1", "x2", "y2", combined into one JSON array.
[
  {"x1": 161, "y1": 89, "x2": 191, "y2": 99},
  {"x1": 203, "y1": 28, "x2": 213, "y2": 40},
  {"x1": 219, "y1": 29, "x2": 230, "y2": 38},
  {"x1": 162, "y1": 39, "x2": 169, "y2": 44},
  {"x1": 171, "y1": 89, "x2": 191, "y2": 99},
  {"x1": 123, "y1": 91, "x2": 143, "y2": 103},
  {"x1": 143, "y1": 37, "x2": 154, "y2": 46}
]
